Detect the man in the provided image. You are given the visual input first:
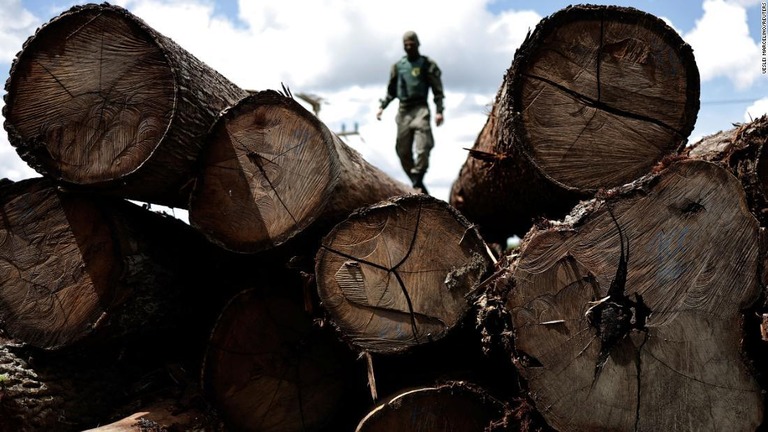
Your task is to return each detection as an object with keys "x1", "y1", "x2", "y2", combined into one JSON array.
[{"x1": 376, "y1": 31, "x2": 444, "y2": 195}]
